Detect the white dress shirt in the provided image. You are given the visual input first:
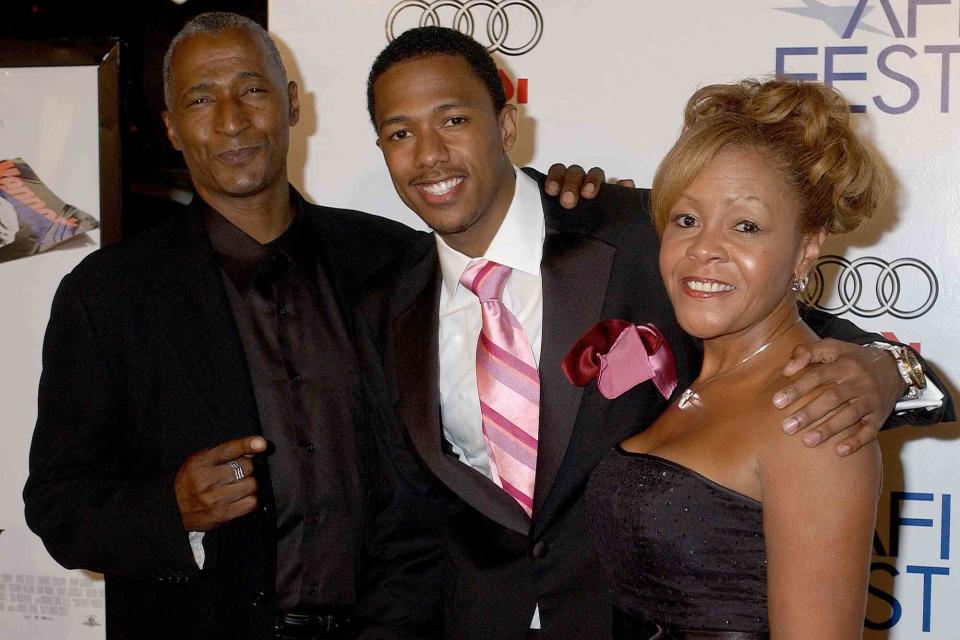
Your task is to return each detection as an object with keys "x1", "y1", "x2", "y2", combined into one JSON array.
[{"x1": 436, "y1": 169, "x2": 545, "y2": 480}]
